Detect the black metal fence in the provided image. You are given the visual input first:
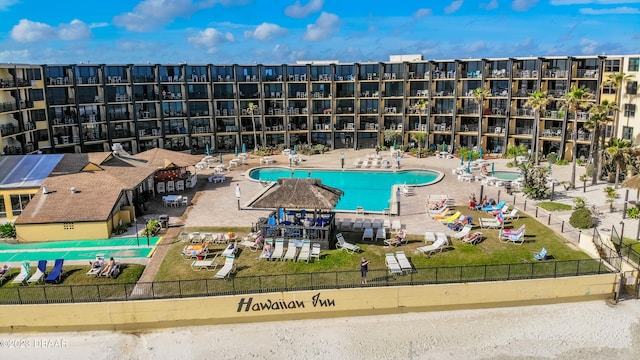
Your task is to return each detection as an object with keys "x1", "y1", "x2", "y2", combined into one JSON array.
[
  {"x1": 611, "y1": 225, "x2": 640, "y2": 268},
  {"x1": 0, "y1": 258, "x2": 614, "y2": 305}
]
